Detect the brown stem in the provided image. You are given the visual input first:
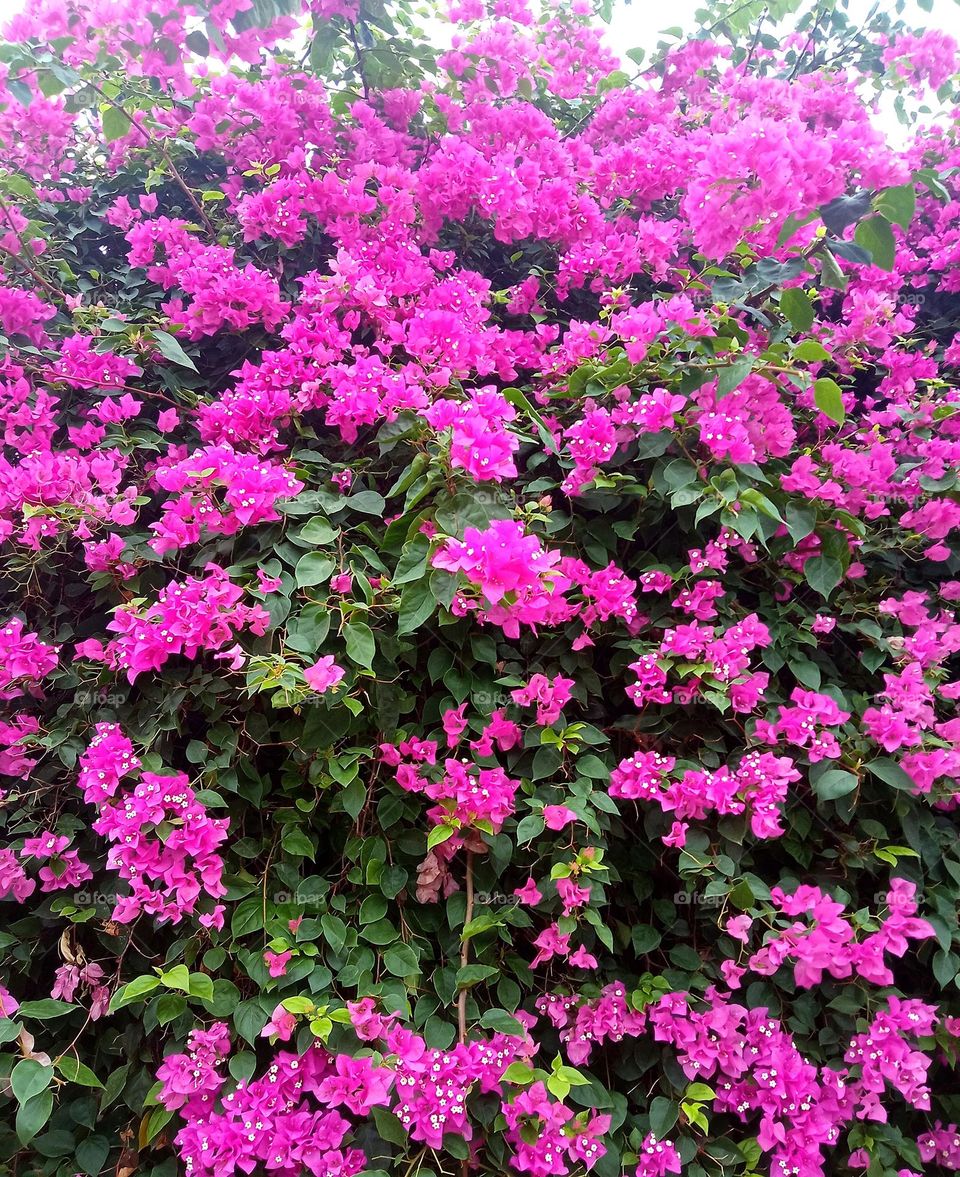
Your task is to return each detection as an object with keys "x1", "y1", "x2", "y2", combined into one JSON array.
[
  {"x1": 347, "y1": 22, "x2": 370, "y2": 102},
  {"x1": 457, "y1": 850, "x2": 474, "y2": 1045},
  {"x1": 87, "y1": 82, "x2": 216, "y2": 236},
  {"x1": 457, "y1": 854, "x2": 474, "y2": 1177},
  {"x1": 0, "y1": 191, "x2": 60, "y2": 299}
]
